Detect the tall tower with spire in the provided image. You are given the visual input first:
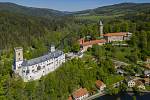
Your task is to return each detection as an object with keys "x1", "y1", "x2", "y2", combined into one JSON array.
[{"x1": 99, "y1": 20, "x2": 103, "y2": 38}]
